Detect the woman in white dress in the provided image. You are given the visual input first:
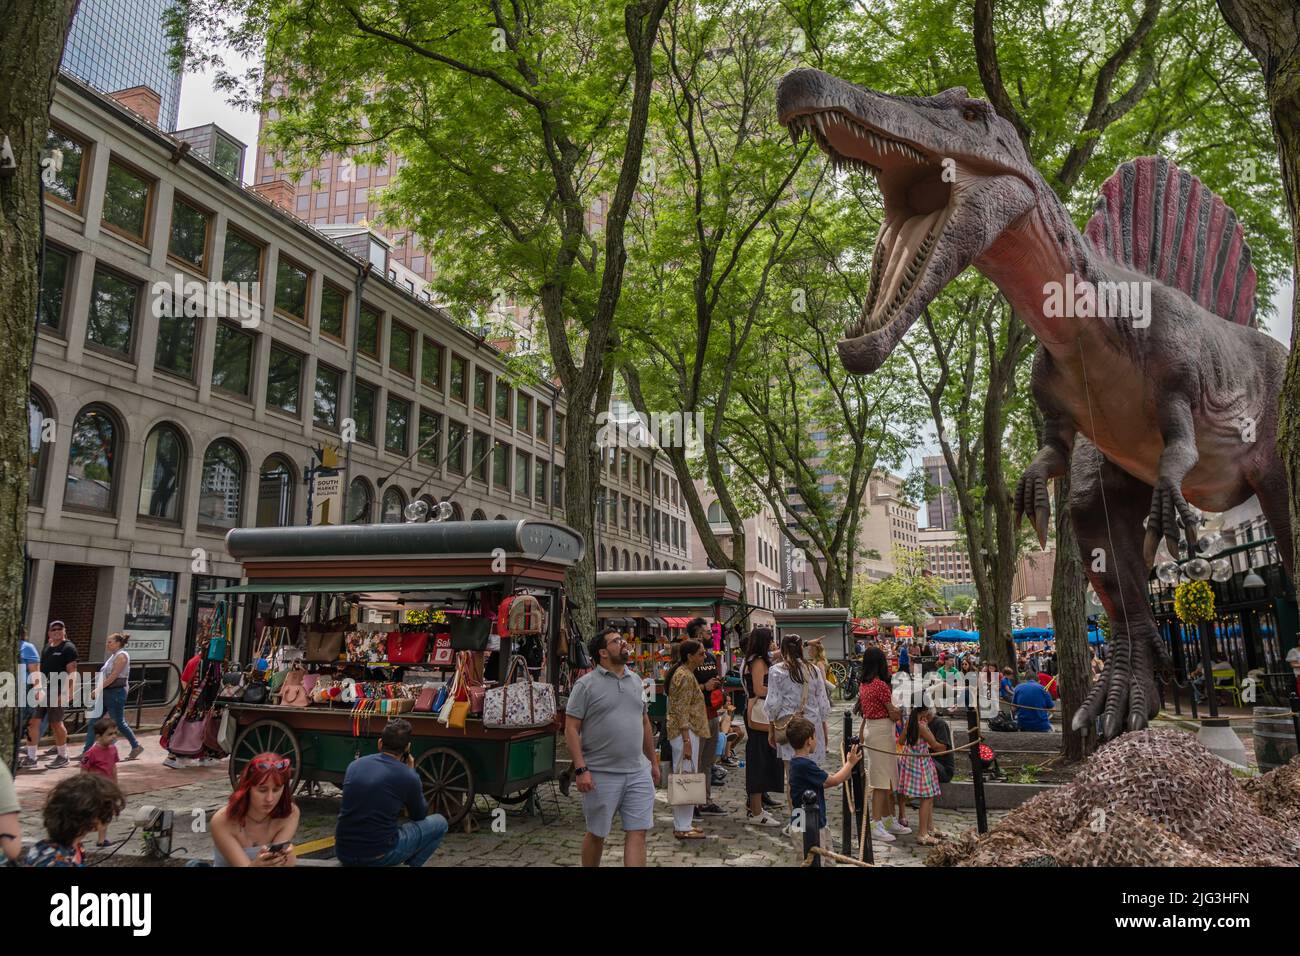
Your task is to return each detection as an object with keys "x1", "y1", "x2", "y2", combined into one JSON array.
[{"x1": 765, "y1": 635, "x2": 832, "y2": 768}]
